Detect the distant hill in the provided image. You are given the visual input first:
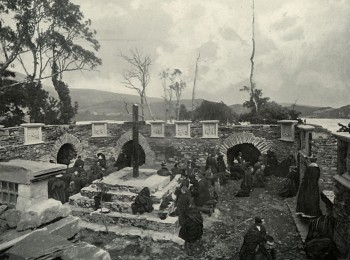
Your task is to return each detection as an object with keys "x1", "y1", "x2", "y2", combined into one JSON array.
[
  {"x1": 282, "y1": 104, "x2": 332, "y2": 117},
  {"x1": 306, "y1": 105, "x2": 350, "y2": 118}
]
